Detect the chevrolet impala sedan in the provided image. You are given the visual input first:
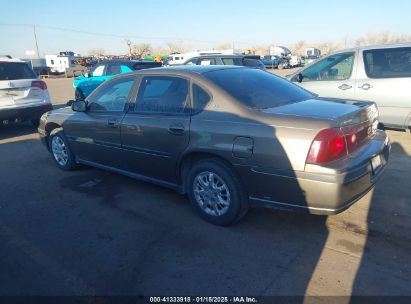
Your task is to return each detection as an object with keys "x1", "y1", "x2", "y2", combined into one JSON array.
[{"x1": 38, "y1": 66, "x2": 390, "y2": 225}]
